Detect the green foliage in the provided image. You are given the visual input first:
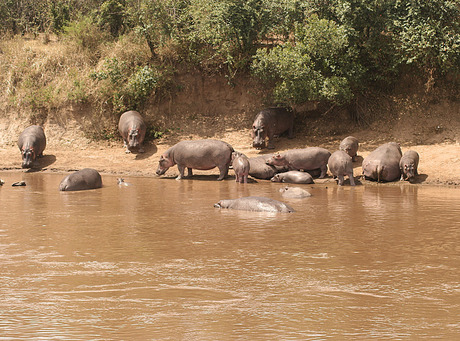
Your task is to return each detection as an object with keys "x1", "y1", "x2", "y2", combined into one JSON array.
[
  {"x1": 90, "y1": 57, "x2": 169, "y2": 113},
  {"x1": 63, "y1": 16, "x2": 109, "y2": 52},
  {"x1": 50, "y1": 1, "x2": 71, "y2": 33},
  {"x1": 97, "y1": 0, "x2": 126, "y2": 37},
  {"x1": 253, "y1": 14, "x2": 360, "y2": 104}
]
